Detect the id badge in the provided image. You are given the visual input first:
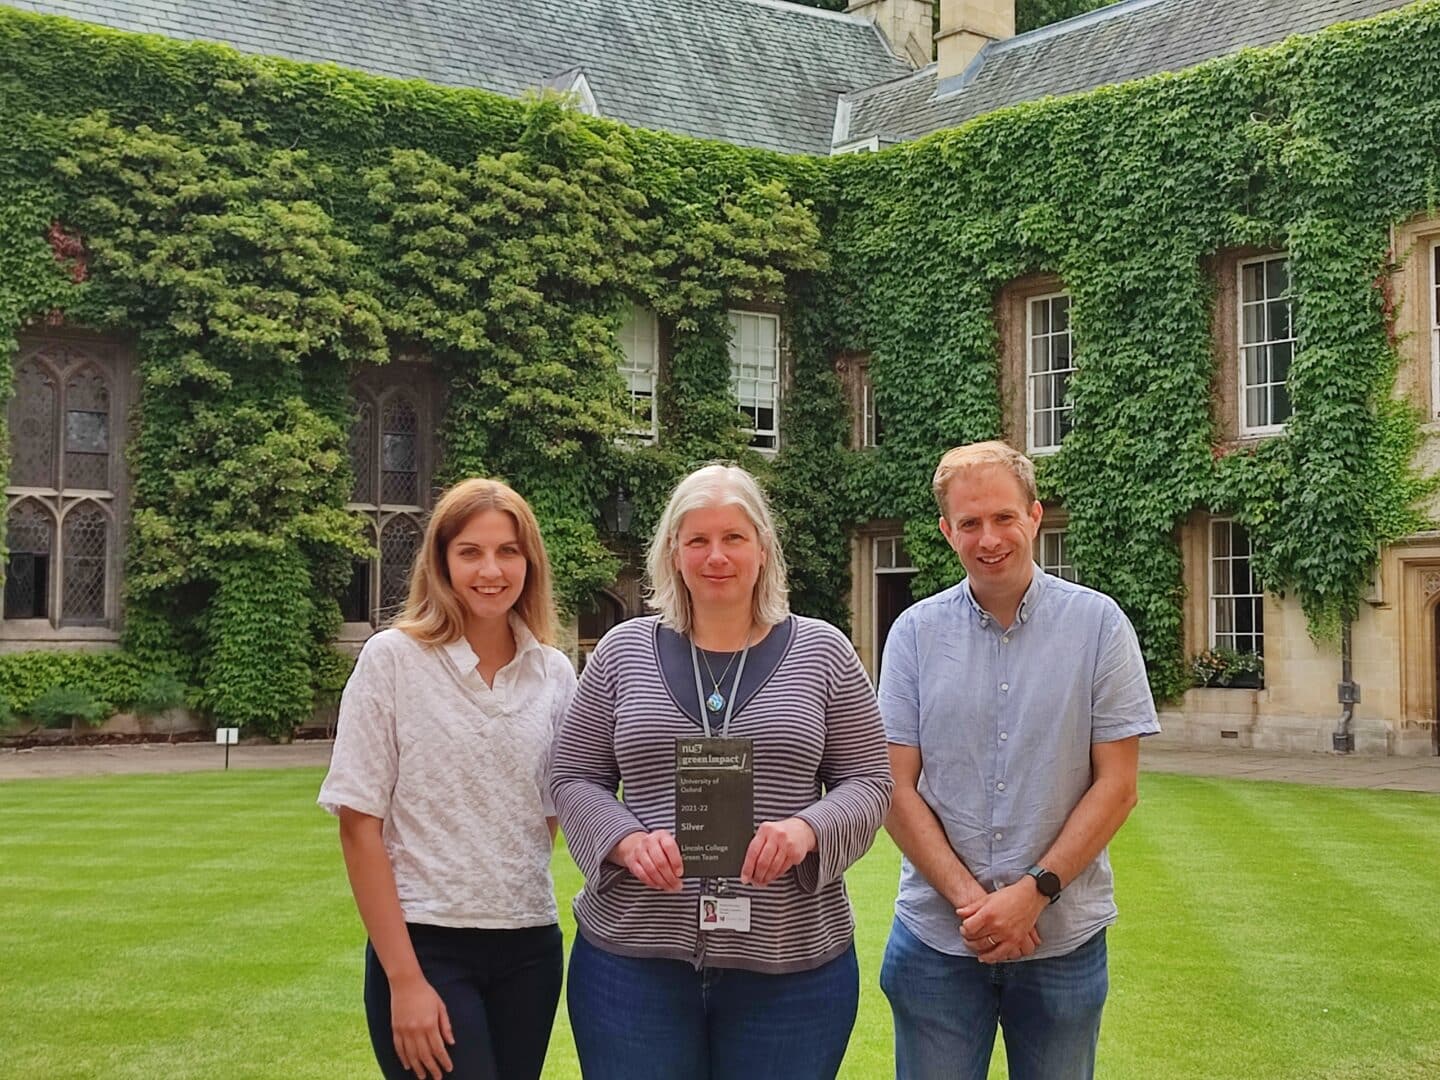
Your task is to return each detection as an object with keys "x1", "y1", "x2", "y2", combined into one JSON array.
[
  {"x1": 699, "y1": 894, "x2": 752, "y2": 933},
  {"x1": 675, "y1": 737, "x2": 753, "y2": 879}
]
